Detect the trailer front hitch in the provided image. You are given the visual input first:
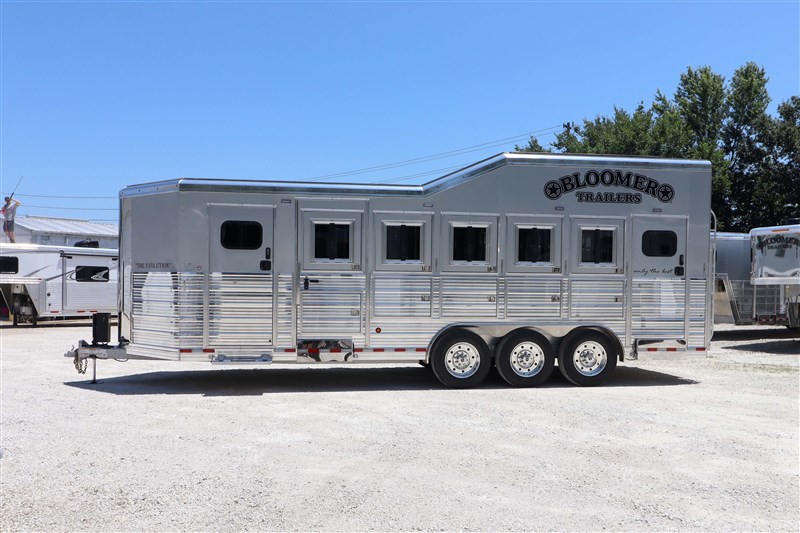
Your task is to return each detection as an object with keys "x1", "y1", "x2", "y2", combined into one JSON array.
[{"x1": 65, "y1": 346, "x2": 89, "y2": 375}]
